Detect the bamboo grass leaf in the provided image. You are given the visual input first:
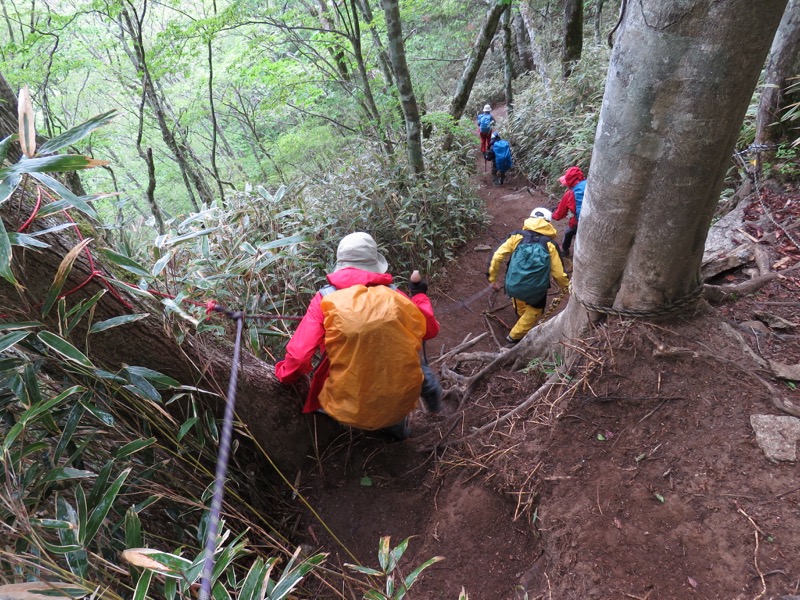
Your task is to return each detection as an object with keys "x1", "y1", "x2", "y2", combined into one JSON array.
[
  {"x1": 97, "y1": 248, "x2": 150, "y2": 277},
  {"x1": 29, "y1": 173, "x2": 99, "y2": 219},
  {"x1": 42, "y1": 238, "x2": 93, "y2": 317},
  {"x1": 0, "y1": 331, "x2": 29, "y2": 352},
  {"x1": 0, "y1": 171, "x2": 22, "y2": 203},
  {"x1": 0, "y1": 219, "x2": 18, "y2": 287},
  {"x1": 38, "y1": 111, "x2": 117, "y2": 154},
  {"x1": 37, "y1": 332, "x2": 94, "y2": 368},
  {"x1": 89, "y1": 313, "x2": 149, "y2": 333},
  {"x1": 0, "y1": 134, "x2": 18, "y2": 163},
  {"x1": 83, "y1": 467, "x2": 131, "y2": 545}
]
